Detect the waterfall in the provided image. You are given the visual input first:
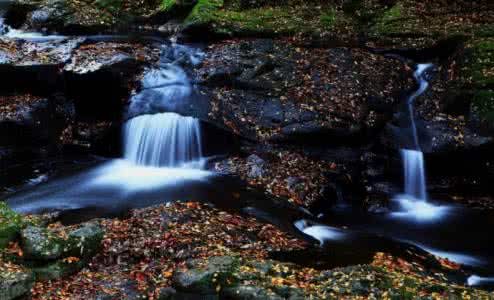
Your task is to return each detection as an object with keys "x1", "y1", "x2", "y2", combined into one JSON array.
[
  {"x1": 401, "y1": 63, "x2": 433, "y2": 201},
  {"x1": 123, "y1": 44, "x2": 207, "y2": 169},
  {"x1": 401, "y1": 149, "x2": 427, "y2": 200},
  {"x1": 392, "y1": 64, "x2": 449, "y2": 221},
  {"x1": 123, "y1": 113, "x2": 204, "y2": 168},
  {"x1": 408, "y1": 63, "x2": 433, "y2": 149}
]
